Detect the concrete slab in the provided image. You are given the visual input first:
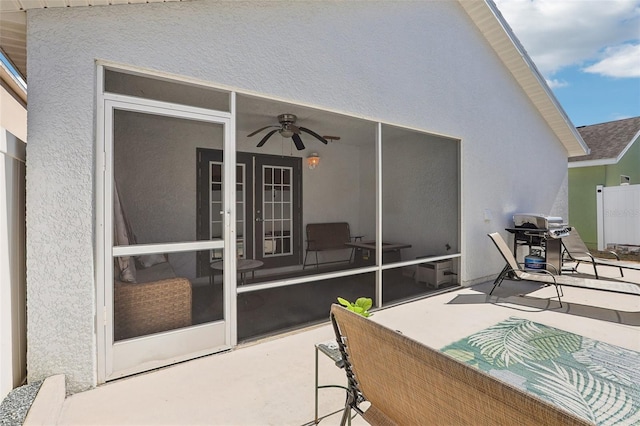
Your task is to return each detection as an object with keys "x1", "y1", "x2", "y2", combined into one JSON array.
[
  {"x1": 23, "y1": 375, "x2": 65, "y2": 426},
  {"x1": 54, "y1": 268, "x2": 639, "y2": 425}
]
